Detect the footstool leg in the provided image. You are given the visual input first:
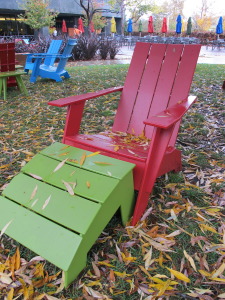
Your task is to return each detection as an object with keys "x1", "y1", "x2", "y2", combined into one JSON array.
[
  {"x1": 0, "y1": 78, "x2": 3, "y2": 97},
  {"x1": 16, "y1": 75, "x2": 28, "y2": 96},
  {"x1": 3, "y1": 77, "x2": 7, "y2": 100}
]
